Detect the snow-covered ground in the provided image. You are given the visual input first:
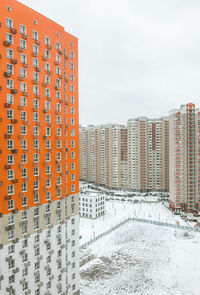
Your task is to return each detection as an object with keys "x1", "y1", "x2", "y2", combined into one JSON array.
[
  {"x1": 80, "y1": 200, "x2": 188, "y2": 245},
  {"x1": 80, "y1": 222, "x2": 200, "y2": 295}
]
